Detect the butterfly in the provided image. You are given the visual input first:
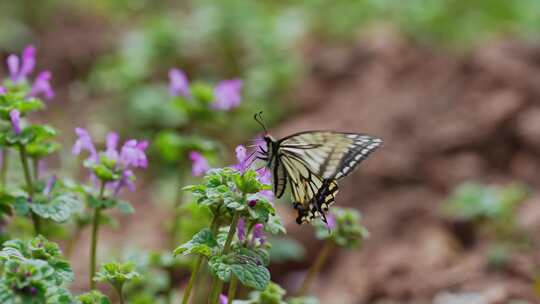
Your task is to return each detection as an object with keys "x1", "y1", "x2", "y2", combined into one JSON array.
[{"x1": 254, "y1": 113, "x2": 383, "y2": 225}]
